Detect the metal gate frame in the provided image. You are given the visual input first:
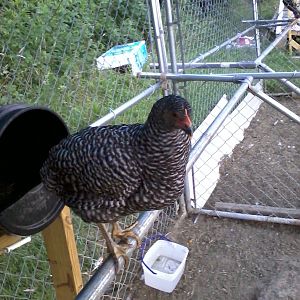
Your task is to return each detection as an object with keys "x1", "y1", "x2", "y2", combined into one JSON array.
[{"x1": 76, "y1": 0, "x2": 300, "y2": 298}]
